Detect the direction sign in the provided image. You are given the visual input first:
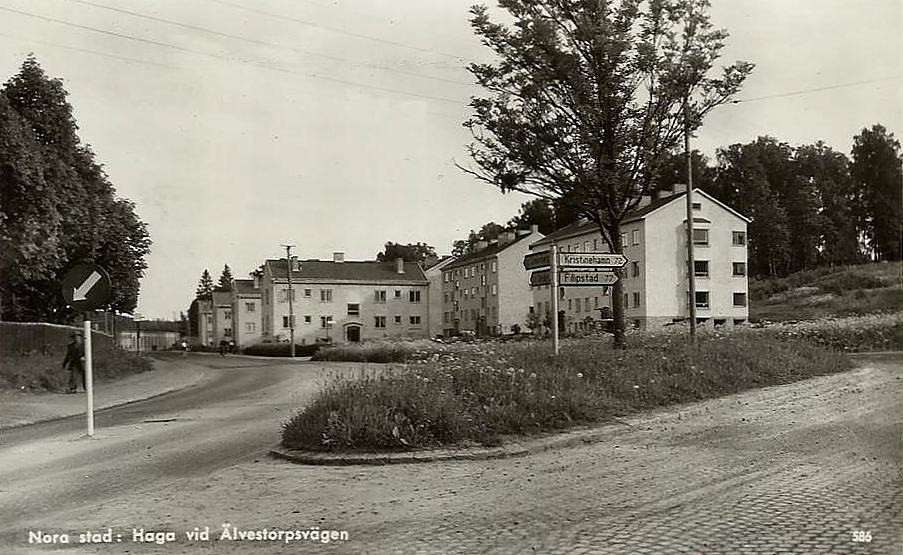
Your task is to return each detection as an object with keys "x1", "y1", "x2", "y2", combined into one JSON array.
[
  {"x1": 530, "y1": 269, "x2": 551, "y2": 286},
  {"x1": 558, "y1": 252, "x2": 628, "y2": 268},
  {"x1": 560, "y1": 270, "x2": 619, "y2": 287},
  {"x1": 62, "y1": 263, "x2": 112, "y2": 311},
  {"x1": 523, "y1": 250, "x2": 551, "y2": 270}
]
